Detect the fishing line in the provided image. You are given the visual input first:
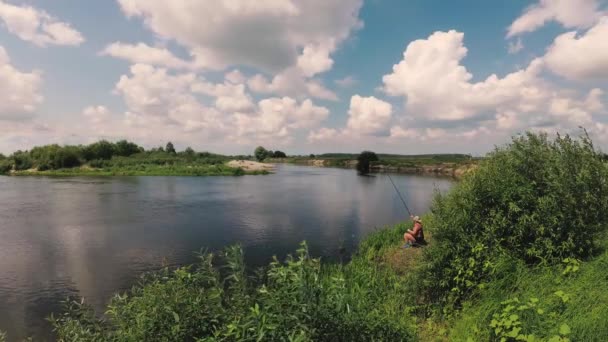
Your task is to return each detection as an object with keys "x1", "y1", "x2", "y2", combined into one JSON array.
[{"x1": 387, "y1": 173, "x2": 412, "y2": 217}]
